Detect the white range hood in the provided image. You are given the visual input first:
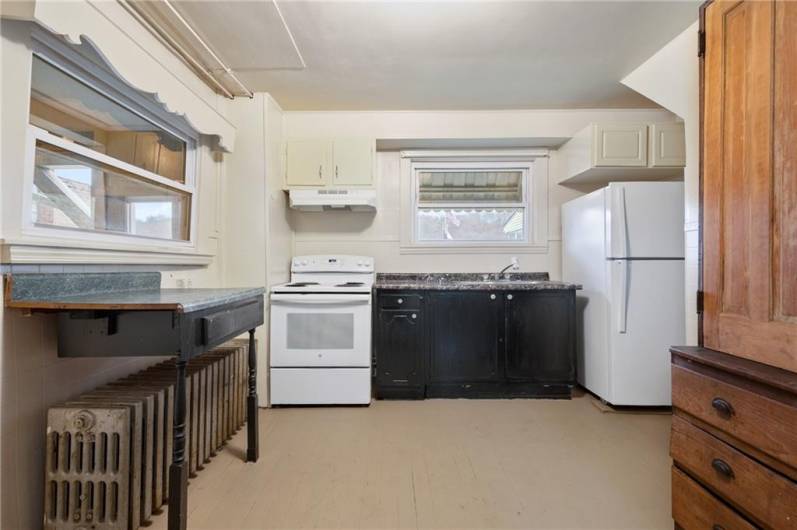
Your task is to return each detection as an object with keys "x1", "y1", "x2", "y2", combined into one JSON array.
[{"x1": 289, "y1": 189, "x2": 377, "y2": 212}]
